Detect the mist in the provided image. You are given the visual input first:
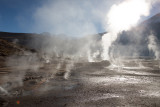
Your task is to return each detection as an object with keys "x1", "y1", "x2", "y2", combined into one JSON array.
[
  {"x1": 1, "y1": 0, "x2": 160, "y2": 106},
  {"x1": 32, "y1": 0, "x2": 121, "y2": 37},
  {"x1": 102, "y1": 0, "x2": 160, "y2": 61}
]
